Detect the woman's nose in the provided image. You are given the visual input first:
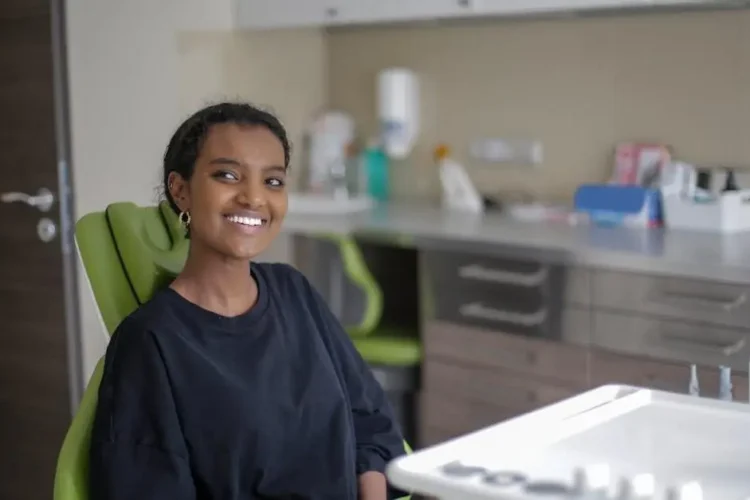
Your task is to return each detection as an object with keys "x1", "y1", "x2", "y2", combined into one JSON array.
[{"x1": 237, "y1": 179, "x2": 266, "y2": 208}]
